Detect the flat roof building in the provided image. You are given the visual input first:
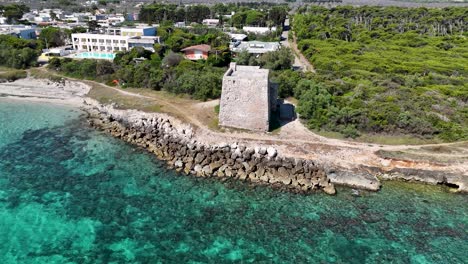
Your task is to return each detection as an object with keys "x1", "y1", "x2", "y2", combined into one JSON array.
[
  {"x1": 71, "y1": 26, "x2": 159, "y2": 54},
  {"x1": 230, "y1": 41, "x2": 280, "y2": 55},
  {"x1": 0, "y1": 25, "x2": 37, "y2": 39},
  {"x1": 242, "y1": 26, "x2": 277, "y2": 35}
]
